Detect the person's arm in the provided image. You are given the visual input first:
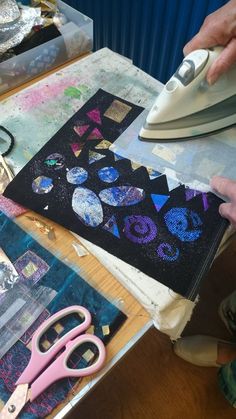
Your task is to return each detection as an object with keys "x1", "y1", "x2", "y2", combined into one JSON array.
[
  {"x1": 211, "y1": 176, "x2": 236, "y2": 229},
  {"x1": 184, "y1": 0, "x2": 236, "y2": 84}
]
